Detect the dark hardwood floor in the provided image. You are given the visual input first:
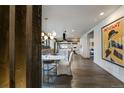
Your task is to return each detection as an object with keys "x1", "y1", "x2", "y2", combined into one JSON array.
[{"x1": 42, "y1": 54, "x2": 124, "y2": 88}]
